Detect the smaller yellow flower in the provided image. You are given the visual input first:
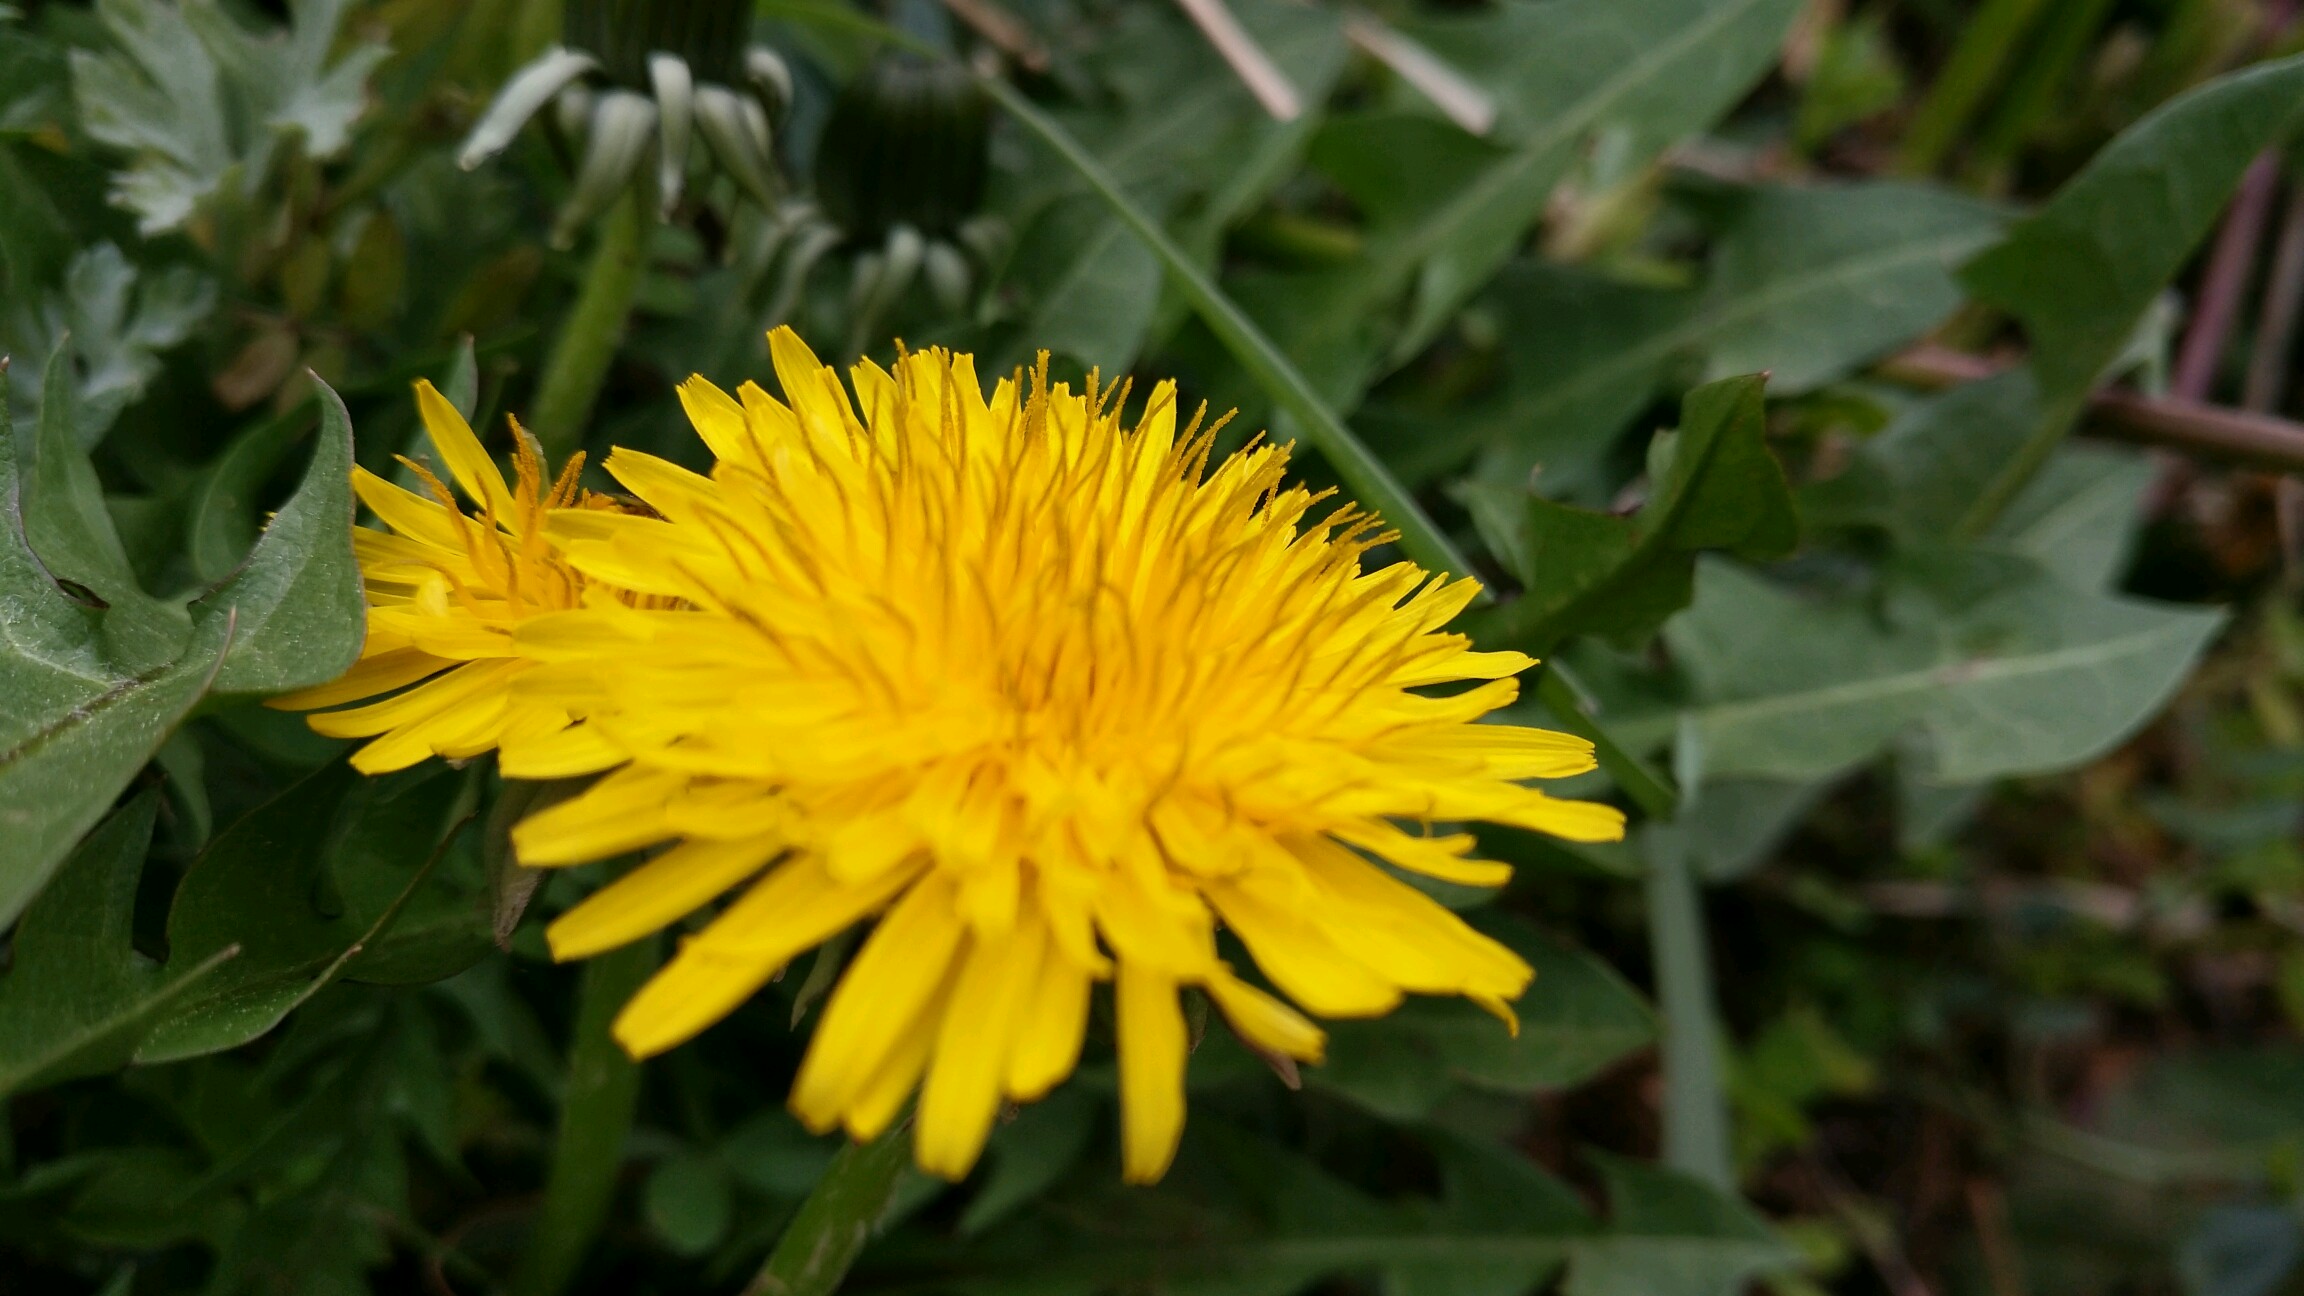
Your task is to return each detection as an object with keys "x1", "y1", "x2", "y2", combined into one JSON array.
[{"x1": 274, "y1": 381, "x2": 630, "y2": 773}]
